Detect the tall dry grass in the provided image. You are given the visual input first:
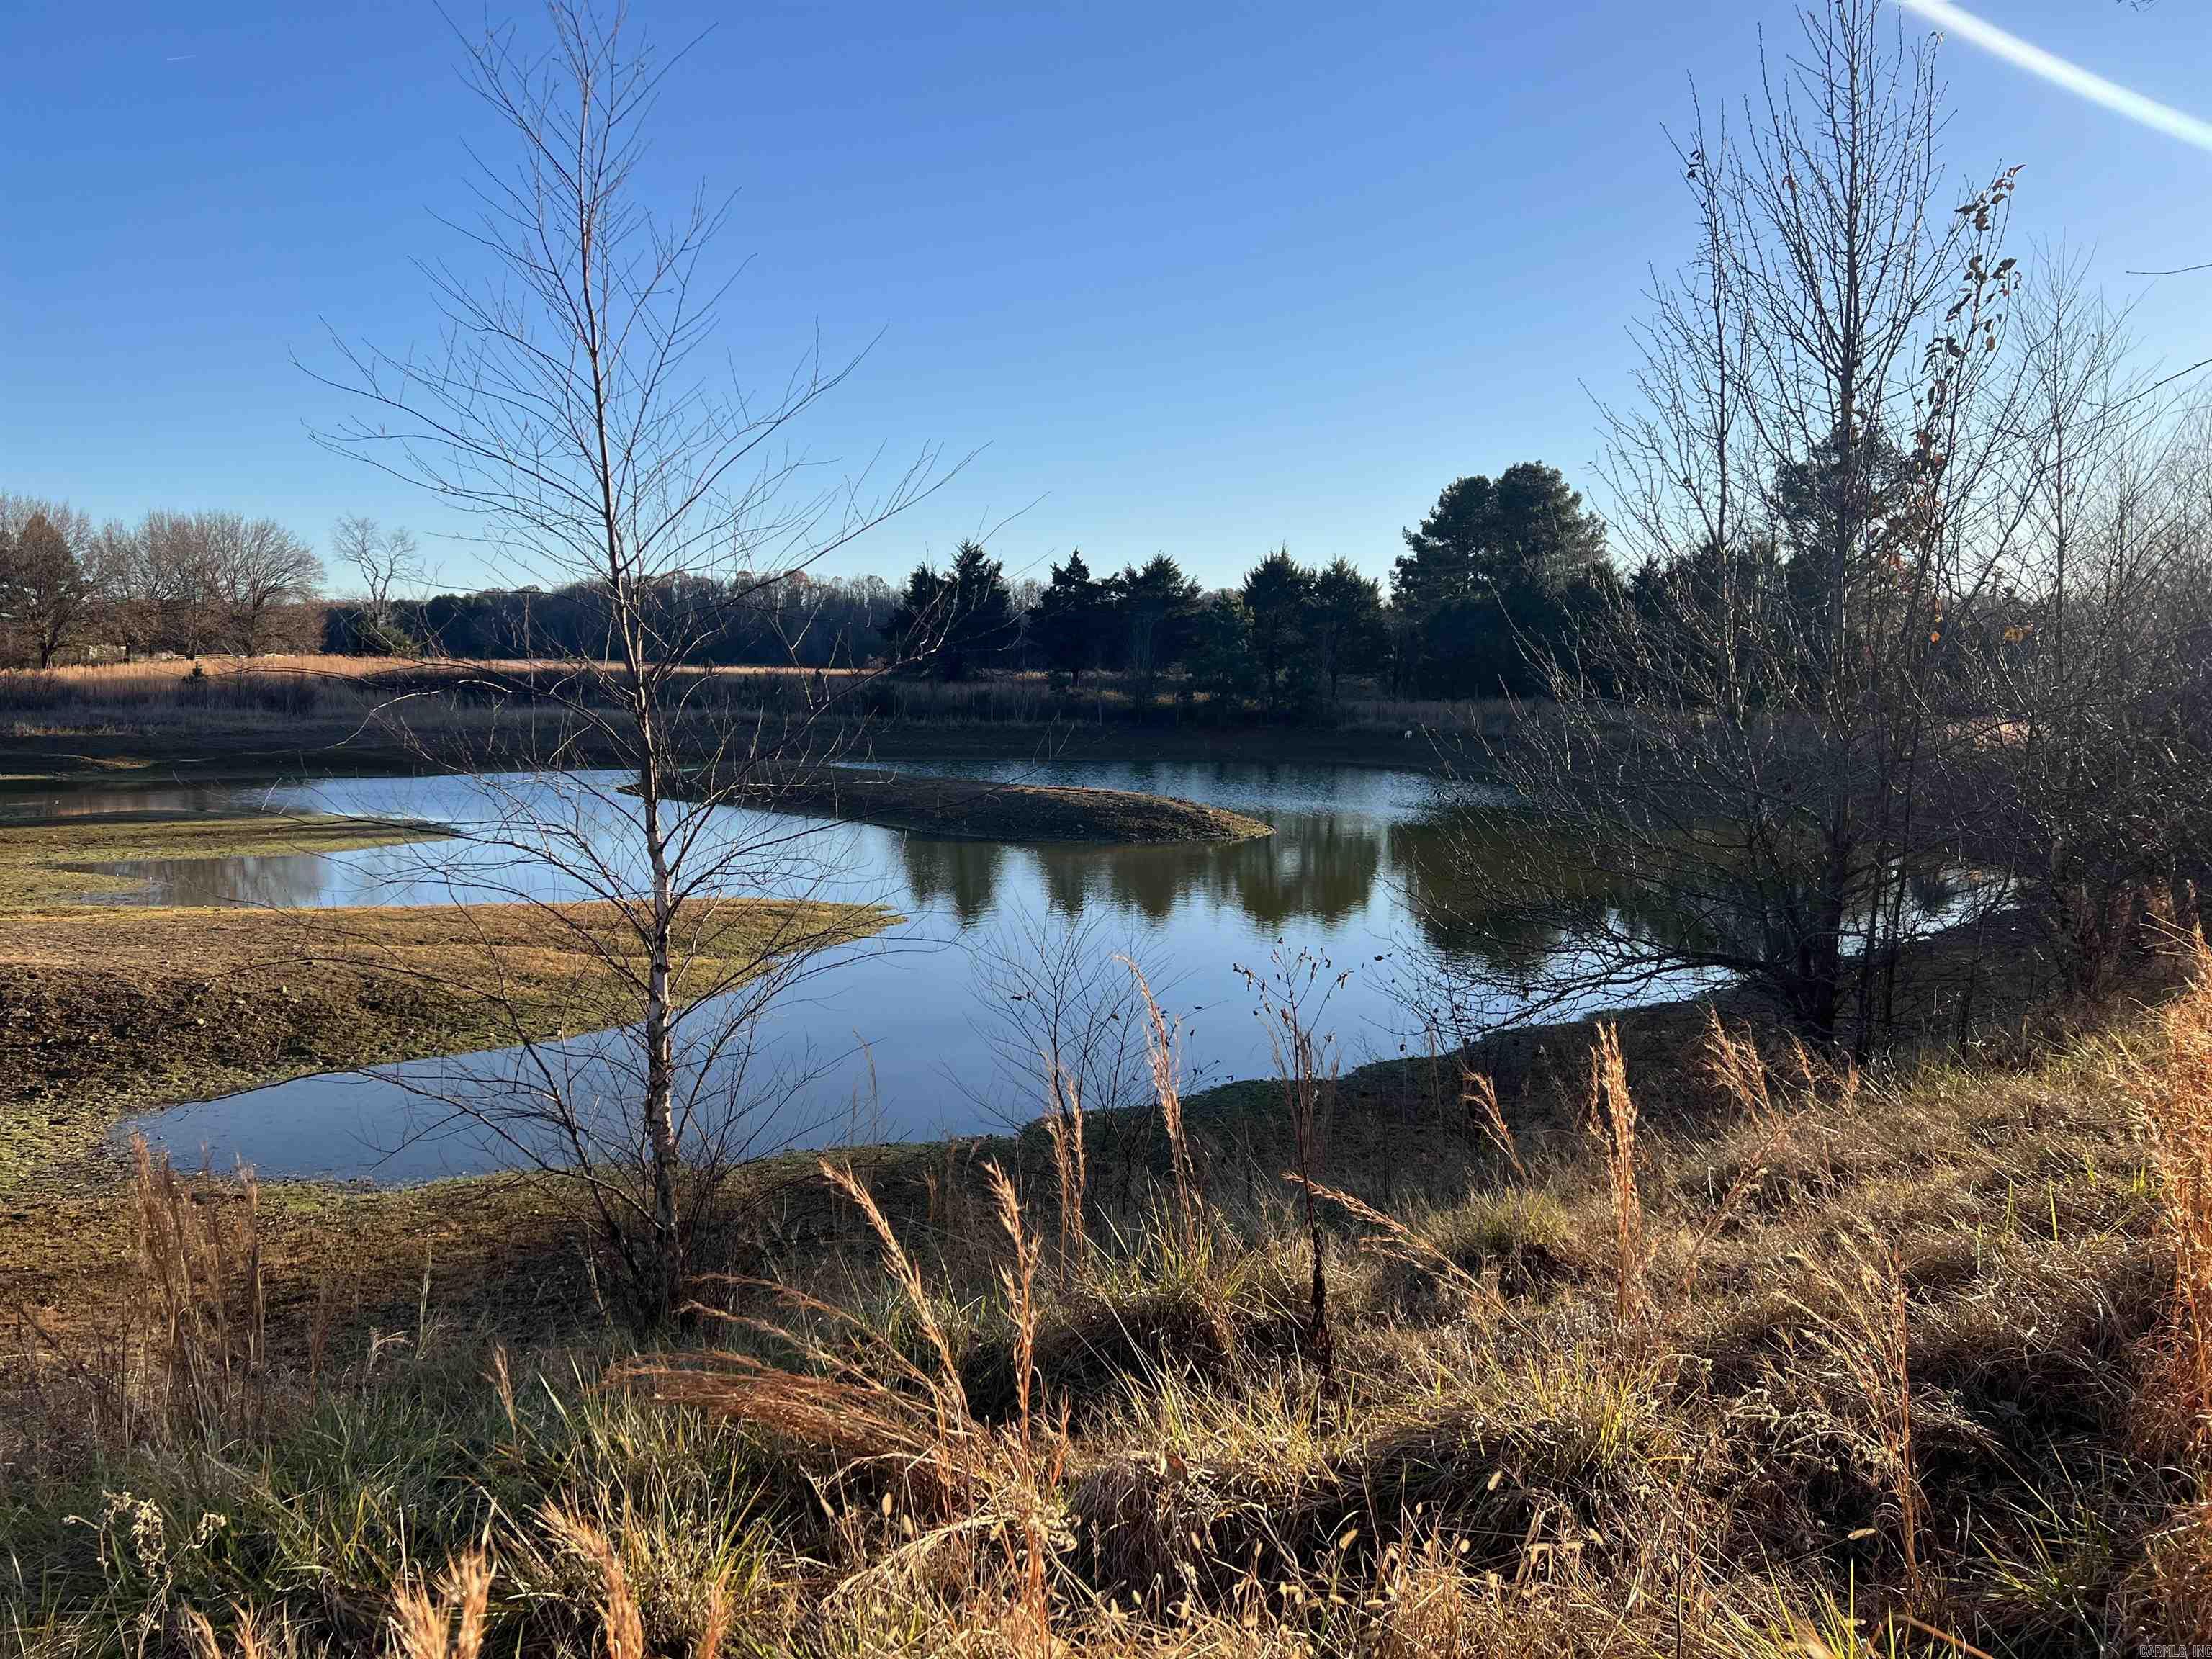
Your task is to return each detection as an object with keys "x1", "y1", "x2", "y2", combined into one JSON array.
[
  {"x1": 621, "y1": 1156, "x2": 1069, "y2": 1649},
  {"x1": 1799, "y1": 1231, "x2": 1926, "y2": 1616},
  {"x1": 1460, "y1": 1066, "x2": 1524, "y2": 1179},
  {"x1": 1241, "y1": 946, "x2": 1346, "y2": 1382},
  {"x1": 19, "y1": 944, "x2": 2212, "y2": 1653},
  {"x1": 126, "y1": 1138, "x2": 267, "y2": 1445},
  {"x1": 2121, "y1": 932, "x2": 2212, "y2": 1458},
  {"x1": 1123, "y1": 960, "x2": 1201, "y2": 1254},
  {"x1": 1042, "y1": 1061, "x2": 1091, "y2": 1286},
  {"x1": 387, "y1": 1550, "x2": 493, "y2": 1659},
  {"x1": 1676, "y1": 1013, "x2": 1800, "y2": 1299},
  {"x1": 1584, "y1": 1021, "x2": 1650, "y2": 1331}
]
